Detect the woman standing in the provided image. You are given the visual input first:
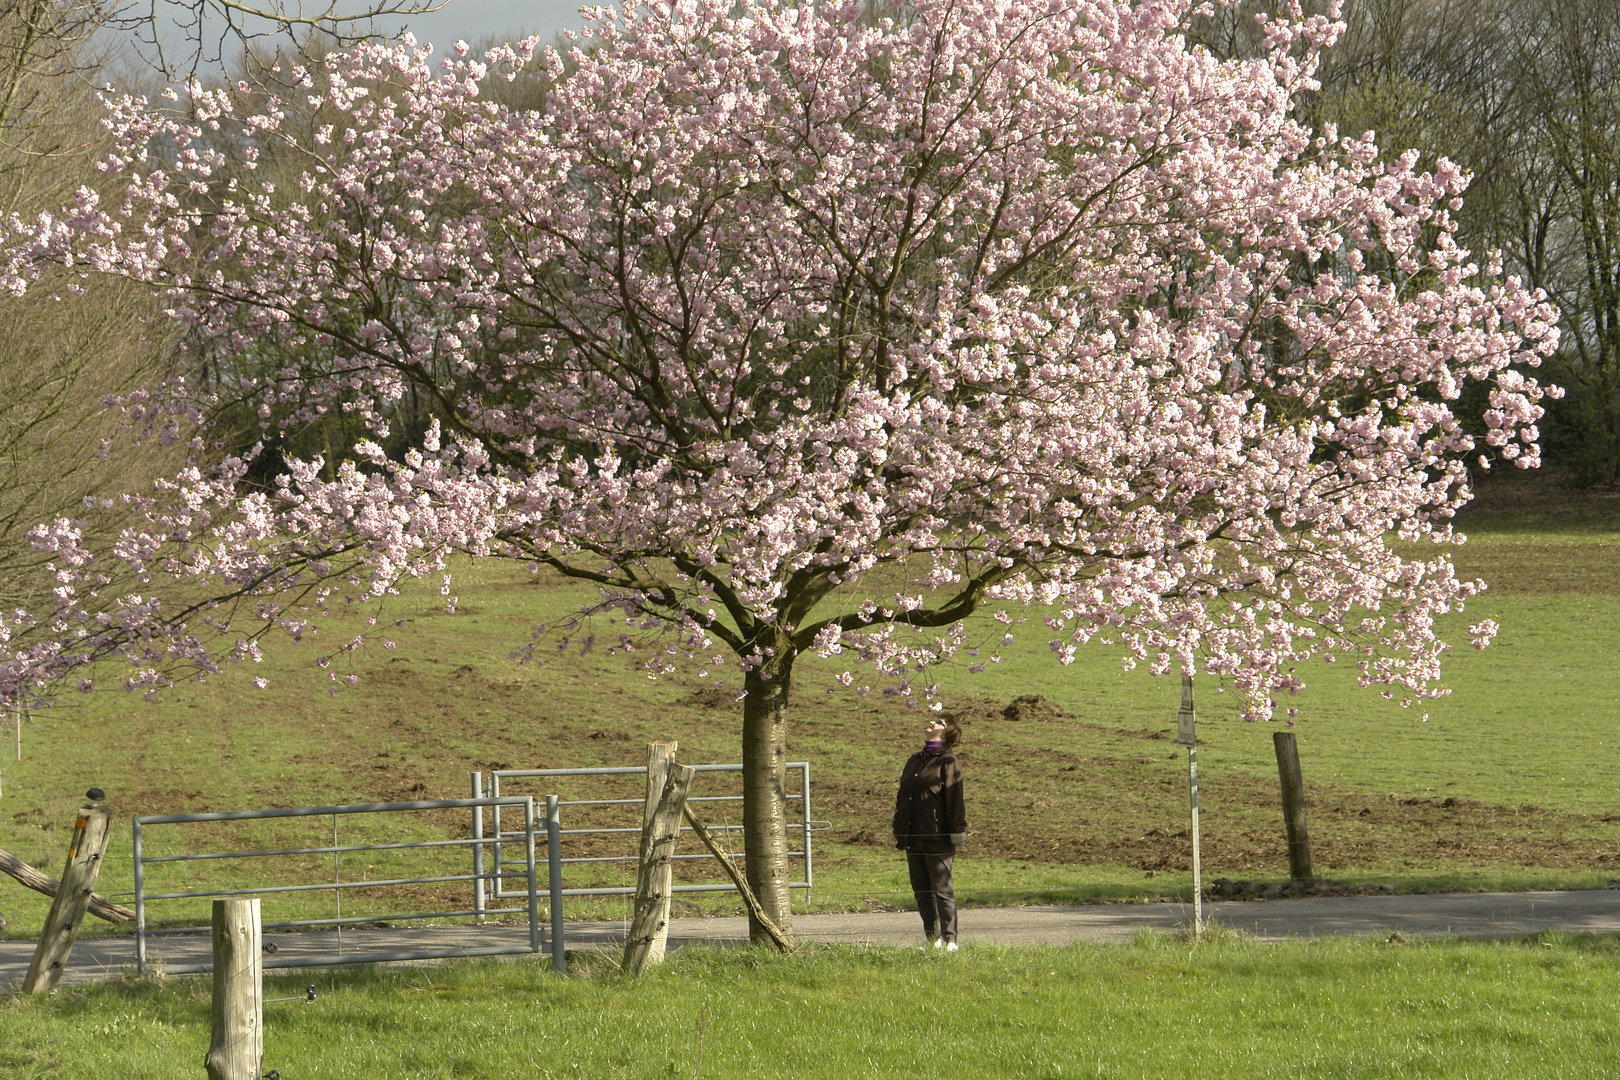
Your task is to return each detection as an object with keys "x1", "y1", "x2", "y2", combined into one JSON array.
[{"x1": 893, "y1": 714, "x2": 967, "y2": 950}]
